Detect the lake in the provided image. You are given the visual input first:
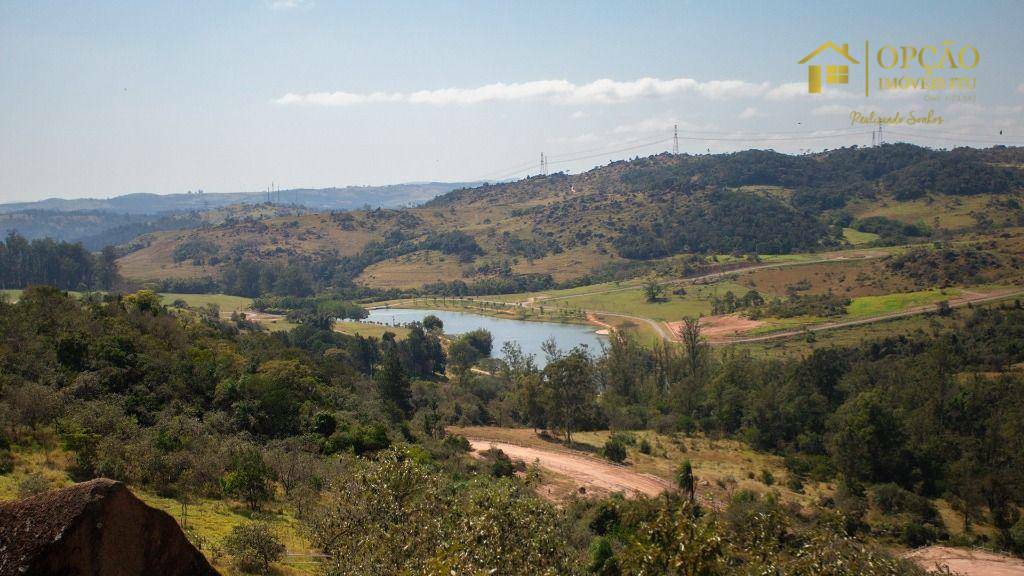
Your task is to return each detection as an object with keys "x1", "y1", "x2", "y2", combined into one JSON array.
[{"x1": 363, "y1": 308, "x2": 607, "y2": 366}]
